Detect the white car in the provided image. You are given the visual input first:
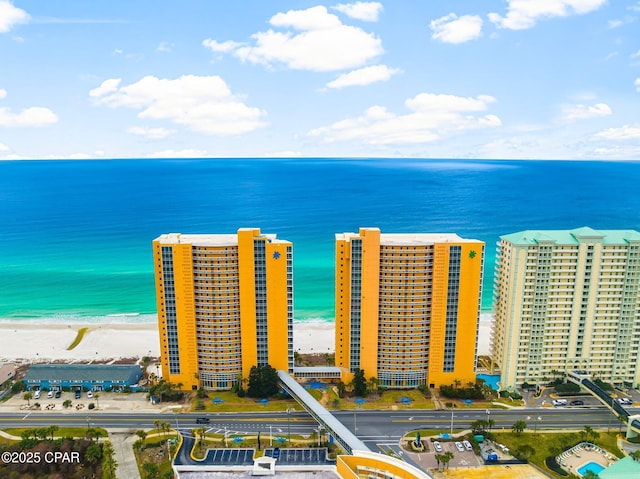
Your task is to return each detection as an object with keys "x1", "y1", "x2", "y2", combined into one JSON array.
[
  {"x1": 618, "y1": 398, "x2": 632, "y2": 405},
  {"x1": 433, "y1": 441, "x2": 443, "y2": 452},
  {"x1": 463, "y1": 440, "x2": 473, "y2": 451},
  {"x1": 87, "y1": 391, "x2": 93, "y2": 399},
  {"x1": 552, "y1": 399, "x2": 568, "y2": 406},
  {"x1": 47, "y1": 390, "x2": 53, "y2": 398},
  {"x1": 455, "y1": 442, "x2": 464, "y2": 452},
  {"x1": 33, "y1": 390, "x2": 41, "y2": 399}
]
